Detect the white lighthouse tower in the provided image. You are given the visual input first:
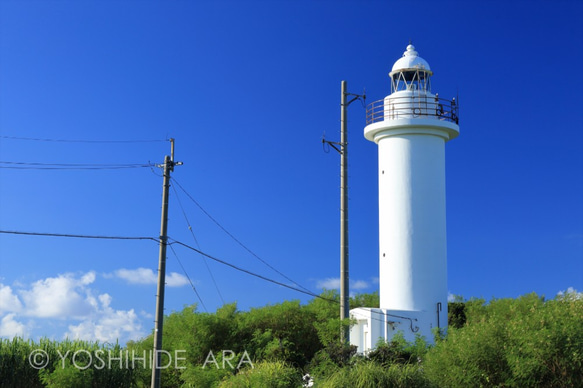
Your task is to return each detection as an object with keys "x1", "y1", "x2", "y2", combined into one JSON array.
[{"x1": 350, "y1": 44, "x2": 459, "y2": 351}]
